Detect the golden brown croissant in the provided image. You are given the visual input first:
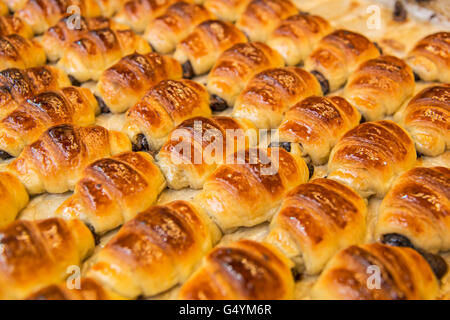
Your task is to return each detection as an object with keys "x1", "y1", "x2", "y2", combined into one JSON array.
[
  {"x1": 203, "y1": 0, "x2": 250, "y2": 22},
  {"x1": 0, "y1": 34, "x2": 45, "y2": 70},
  {"x1": 266, "y1": 178, "x2": 366, "y2": 275},
  {"x1": 6, "y1": 124, "x2": 131, "y2": 195},
  {"x1": 305, "y1": 29, "x2": 380, "y2": 94},
  {"x1": 327, "y1": 120, "x2": 416, "y2": 198},
  {"x1": 87, "y1": 200, "x2": 220, "y2": 298},
  {"x1": 0, "y1": 86, "x2": 99, "y2": 157},
  {"x1": 26, "y1": 278, "x2": 124, "y2": 300},
  {"x1": 276, "y1": 96, "x2": 360, "y2": 165},
  {"x1": 124, "y1": 79, "x2": 212, "y2": 152},
  {"x1": 0, "y1": 15, "x2": 32, "y2": 38},
  {"x1": 0, "y1": 171, "x2": 29, "y2": 227},
  {"x1": 194, "y1": 146, "x2": 309, "y2": 231},
  {"x1": 406, "y1": 32, "x2": 450, "y2": 83},
  {"x1": 207, "y1": 41, "x2": 284, "y2": 111},
  {"x1": 344, "y1": 55, "x2": 415, "y2": 121},
  {"x1": 267, "y1": 13, "x2": 332, "y2": 66},
  {"x1": 232, "y1": 67, "x2": 322, "y2": 129},
  {"x1": 144, "y1": 2, "x2": 215, "y2": 54},
  {"x1": 395, "y1": 84, "x2": 449, "y2": 157},
  {"x1": 179, "y1": 240, "x2": 294, "y2": 300},
  {"x1": 96, "y1": 52, "x2": 182, "y2": 114},
  {"x1": 235, "y1": 0, "x2": 298, "y2": 42},
  {"x1": 55, "y1": 151, "x2": 166, "y2": 234},
  {"x1": 0, "y1": 218, "x2": 95, "y2": 300},
  {"x1": 173, "y1": 19, "x2": 247, "y2": 78},
  {"x1": 311, "y1": 243, "x2": 439, "y2": 300},
  {"x1": 1, "y1": 0, "x2": 10, "y2": 14},
  {"x1": 0, "y1": 65, "x2": 71, "y2": 120},
  {"x1": 57, "y1": 28, "x2": 151, "y2": 82},
  {"x1": 157, "y1": 115, "x2": 257, "y2": 190}
]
